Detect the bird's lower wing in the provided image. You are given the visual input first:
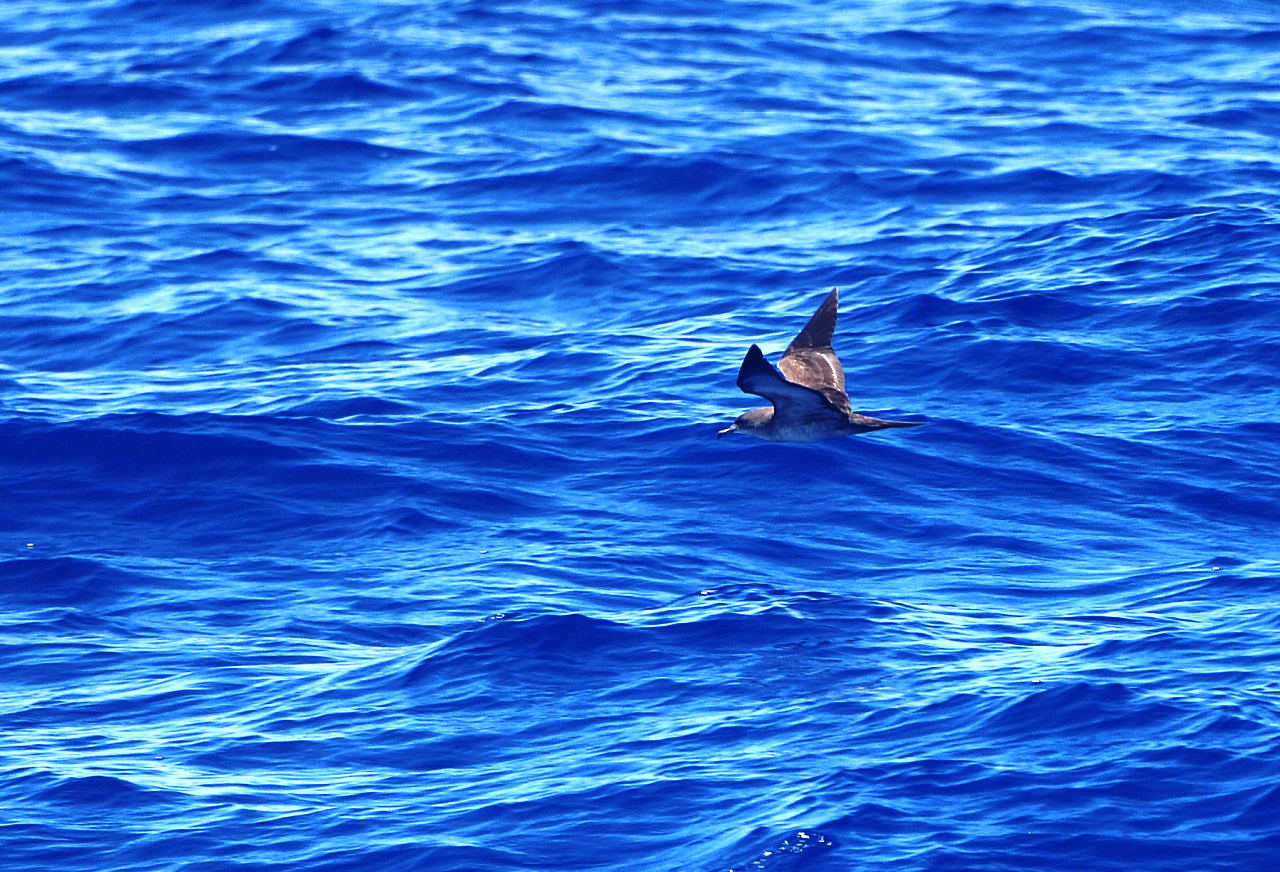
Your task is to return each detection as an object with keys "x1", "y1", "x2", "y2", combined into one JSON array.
[{"x1": 736, "y1": 344, "x2": 843, "y2": 418}]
